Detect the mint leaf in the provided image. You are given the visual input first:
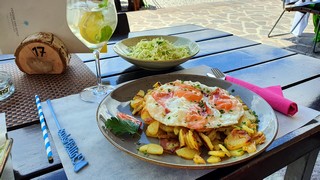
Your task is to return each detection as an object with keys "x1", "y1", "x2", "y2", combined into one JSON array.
[
  {"x1": 105, "y1": 117, "x2": 140, "y2": 136},
  {"x1": 100, "y1": 25, "x2": 113, "y2": 42},
  {"x1": 98, "y1": 0, "x2": 108, "y2": 8}
]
